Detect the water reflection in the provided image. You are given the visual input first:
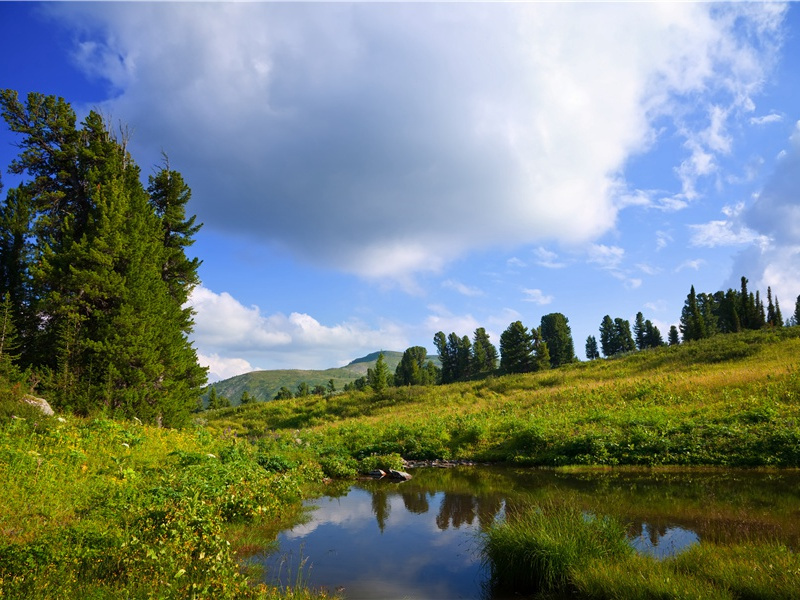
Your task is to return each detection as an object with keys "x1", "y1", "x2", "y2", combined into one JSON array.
[{"x1": 258, "y1": 467, "x2": 800, "y2": 599}]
